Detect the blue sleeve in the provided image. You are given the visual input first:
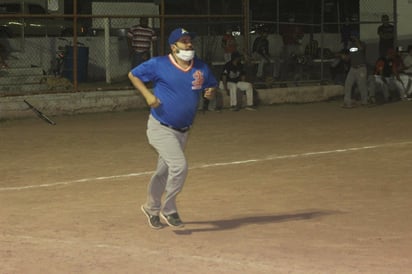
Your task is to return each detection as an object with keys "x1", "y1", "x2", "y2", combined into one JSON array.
[{"x1": 130, "y1": 58, "x2": 157, "y2": 82}]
